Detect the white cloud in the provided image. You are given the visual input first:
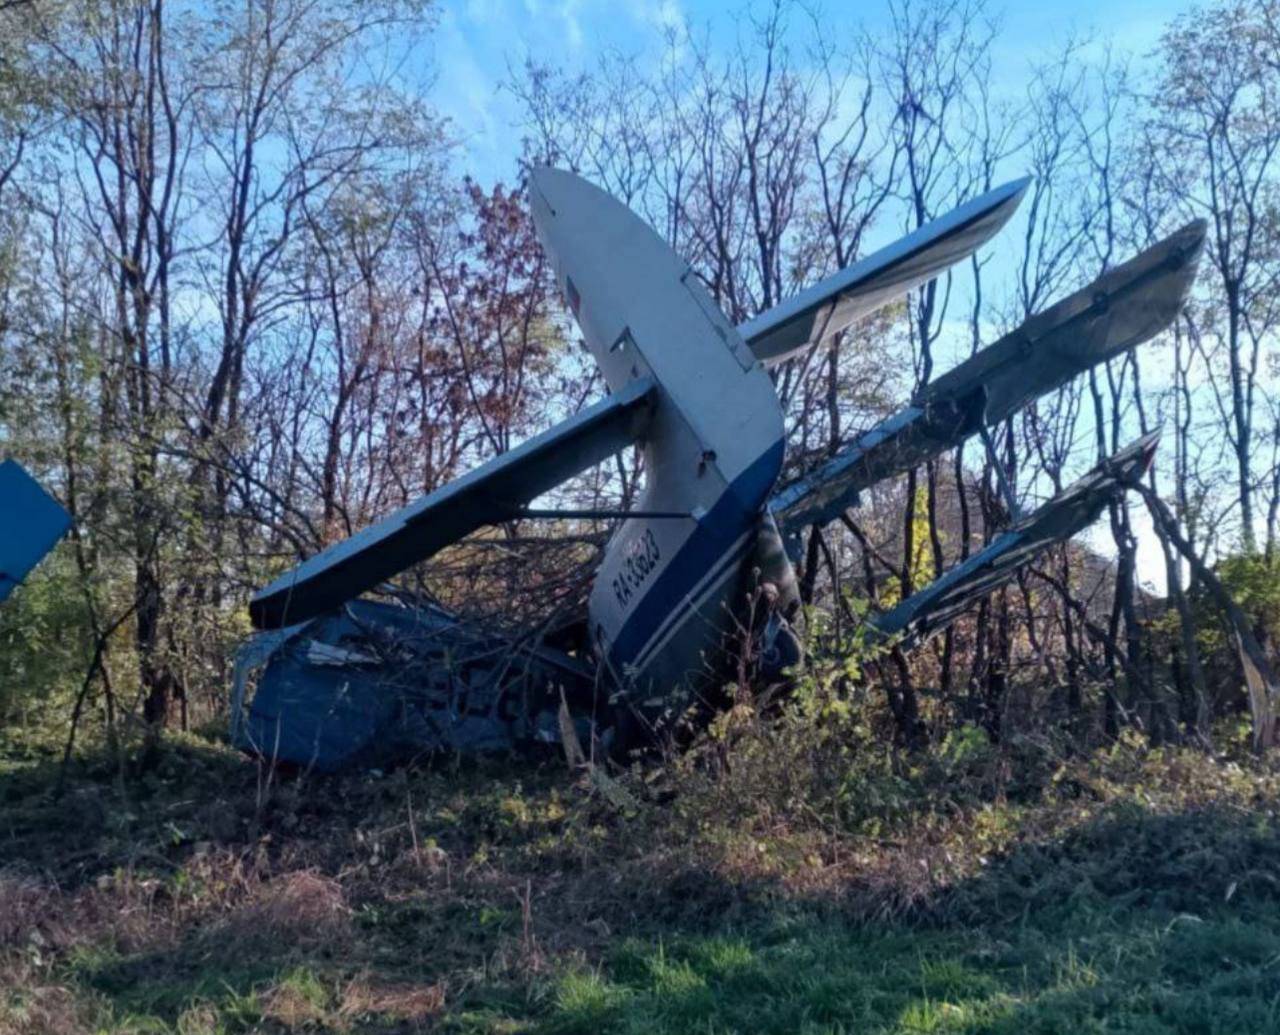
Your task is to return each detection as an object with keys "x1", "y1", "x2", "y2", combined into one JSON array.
[
  {"x1": 557, "y1": 0, "x2": 585, "y2": 50},
  {"x1": 427, "y1": 0, "x2": 699, "y2": 184},
  {"x1": 428, "y1": 5, "x2": 516, "y2": 179}
]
